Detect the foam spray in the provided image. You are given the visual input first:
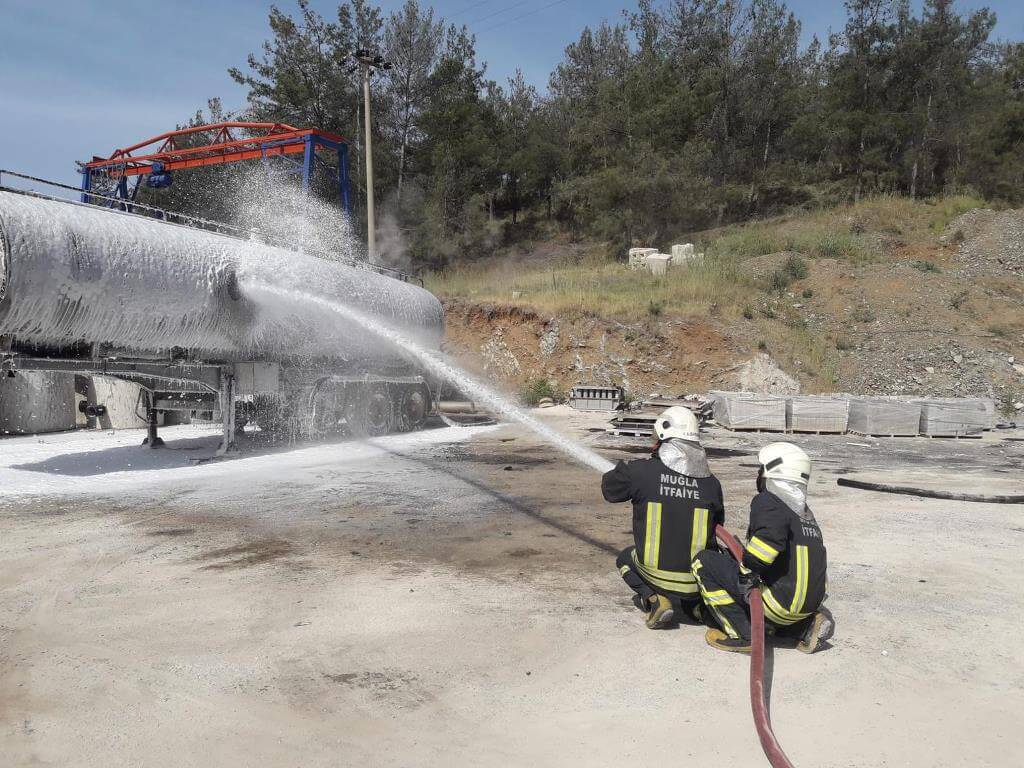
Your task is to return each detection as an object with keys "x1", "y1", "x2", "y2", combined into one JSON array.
[{"x1": 242, "y1": 281, "x2": 616, "y2": 474}]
